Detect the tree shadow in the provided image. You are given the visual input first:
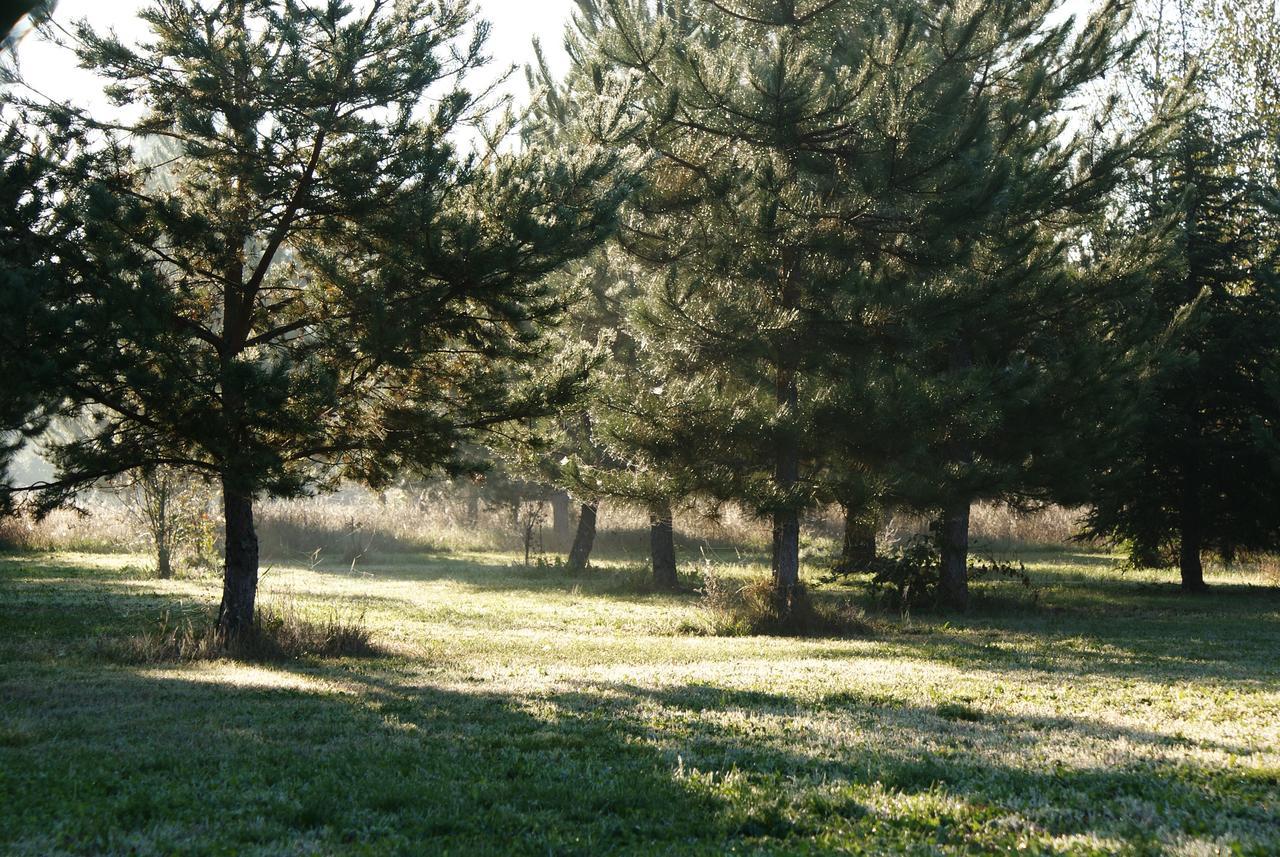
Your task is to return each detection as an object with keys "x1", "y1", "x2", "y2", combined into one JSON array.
[
  {"x1": 2, "y1": 553, "x2": 1277, "y2": 853},
  {"x1": 0, "y1": 667, "x2": 730, "y2": 855},
  {"x1": 7, "y1": 661, "x2": 1269, "y2": 853},
  {"x1": 302, "y1": 553, "x2": 695, "y2": 602}
]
